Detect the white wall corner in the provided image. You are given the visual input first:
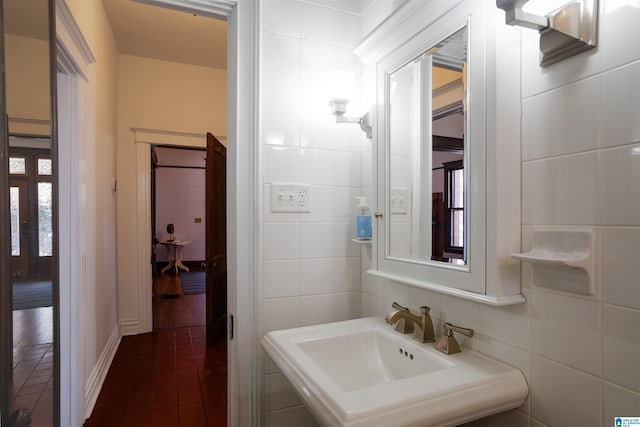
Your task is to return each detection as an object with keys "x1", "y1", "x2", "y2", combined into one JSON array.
[{"x1": 84, "y1": 325, "x2": 121, "y2": 420}]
